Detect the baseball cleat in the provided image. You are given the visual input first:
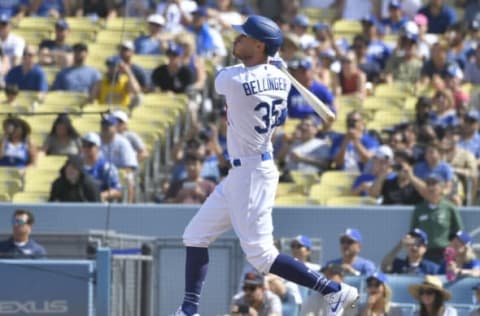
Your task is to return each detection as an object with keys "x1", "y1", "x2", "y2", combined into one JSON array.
[
  {"x1": 323, "y1": 282, "x2": 359, "y2": 316},
  {"x1": 170, "y1": 307, "x2": 199, "y2": 316}
]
